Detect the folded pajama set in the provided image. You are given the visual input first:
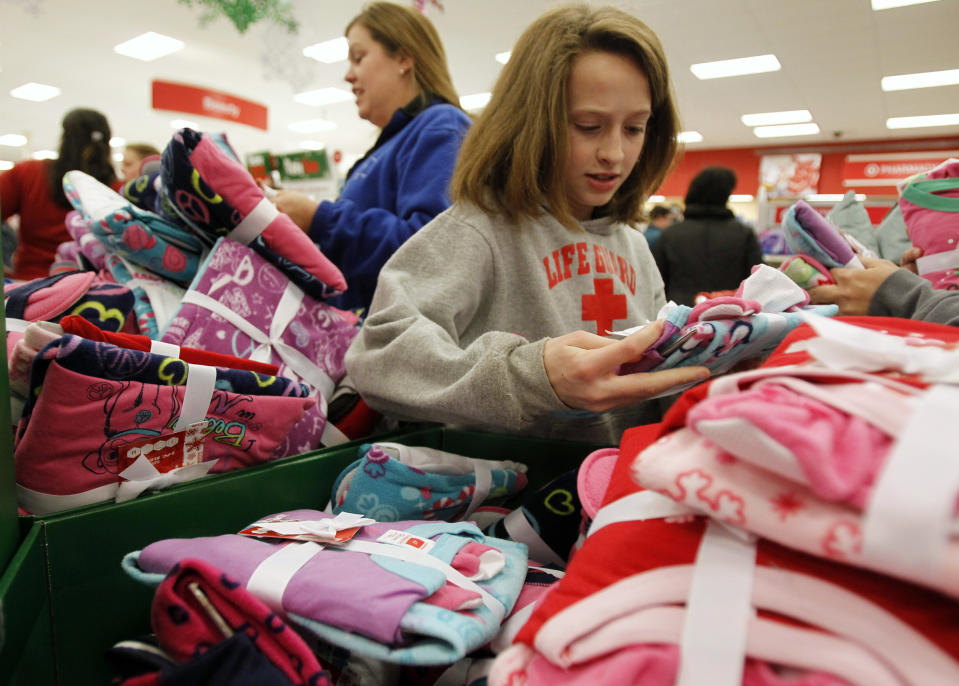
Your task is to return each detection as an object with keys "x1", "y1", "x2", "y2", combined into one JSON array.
[
  {"x1": 14, "y1": 334, "x2": 317, "y2": 514},
  {"x1": 160, "y1": 237, "x2": 359, "y2": 455},
  {"x1": 487, "y1": 416, "x2": 959, "y2": 686},
  {"x1": 899, "y1": 159, "x2": 959, "y2": 290},
  {"x1": 331, "y1": 442, "x2": 528, "y2": 523},
  {"x1": 618, "y1": 265, "x2": 837, "y2": 387},
  {"x1": 779, "y1": 200, "x2": 865, "y2": 290},
  {"x1": 158, "y1": 128, "x2": 347, "y2": 302},
  {"x1": 113, "y1": 557, "x2": 333, "y2": 686},
  {"x1": 123, "y1": 510, "x2": 527, "y2": 666}
]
